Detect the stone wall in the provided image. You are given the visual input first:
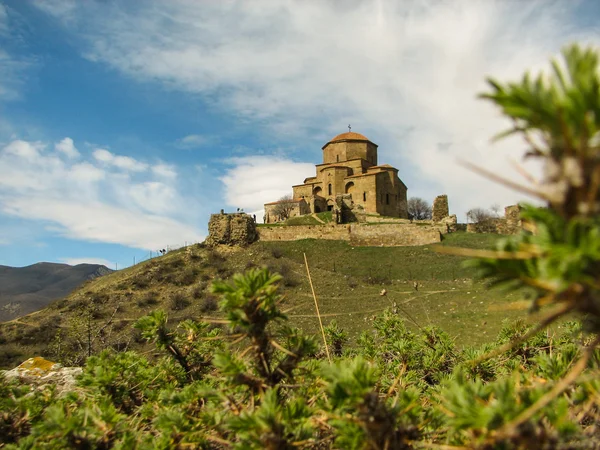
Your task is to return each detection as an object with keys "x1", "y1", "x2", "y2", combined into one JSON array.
[
  {"x1": 498, "y1": 205, "x2": 522, "y2": 234},
  {"x1": 432, "y1": 195, "x2": 449, "y2": 223},
  {"x1": 205, "y1": 212, "x2": 258, "y2": 247},
  {"x1": 466, "y1": 205, "x2": 523, "y2": 235},
  {"x1": 258, "y1": 222, "x2": 441, "y2": 247},
  {"x1": 466, "y1": 218, "x2": 503, "y2": 234},
  {"x1": 364, "y1": 215, "x2": 411, "y2": 224}
]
